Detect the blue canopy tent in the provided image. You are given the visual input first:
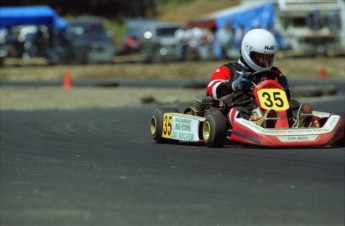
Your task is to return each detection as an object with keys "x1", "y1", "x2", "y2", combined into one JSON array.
[
  {"x1": 191, "y1": 2, "x2": 283, "y2": 58},
  {"x1": 215, "y1": 2, "x2": 277, "y2": 57},
  {"x1": 215, "y1": 3, "x2": 275, "y2": 33},
  {"x1": 0, "y1": 5, "x2": 66, "y2": 31},
  {"x1": 0, "y1": 5, "x2": 66, "y2": 64}
]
